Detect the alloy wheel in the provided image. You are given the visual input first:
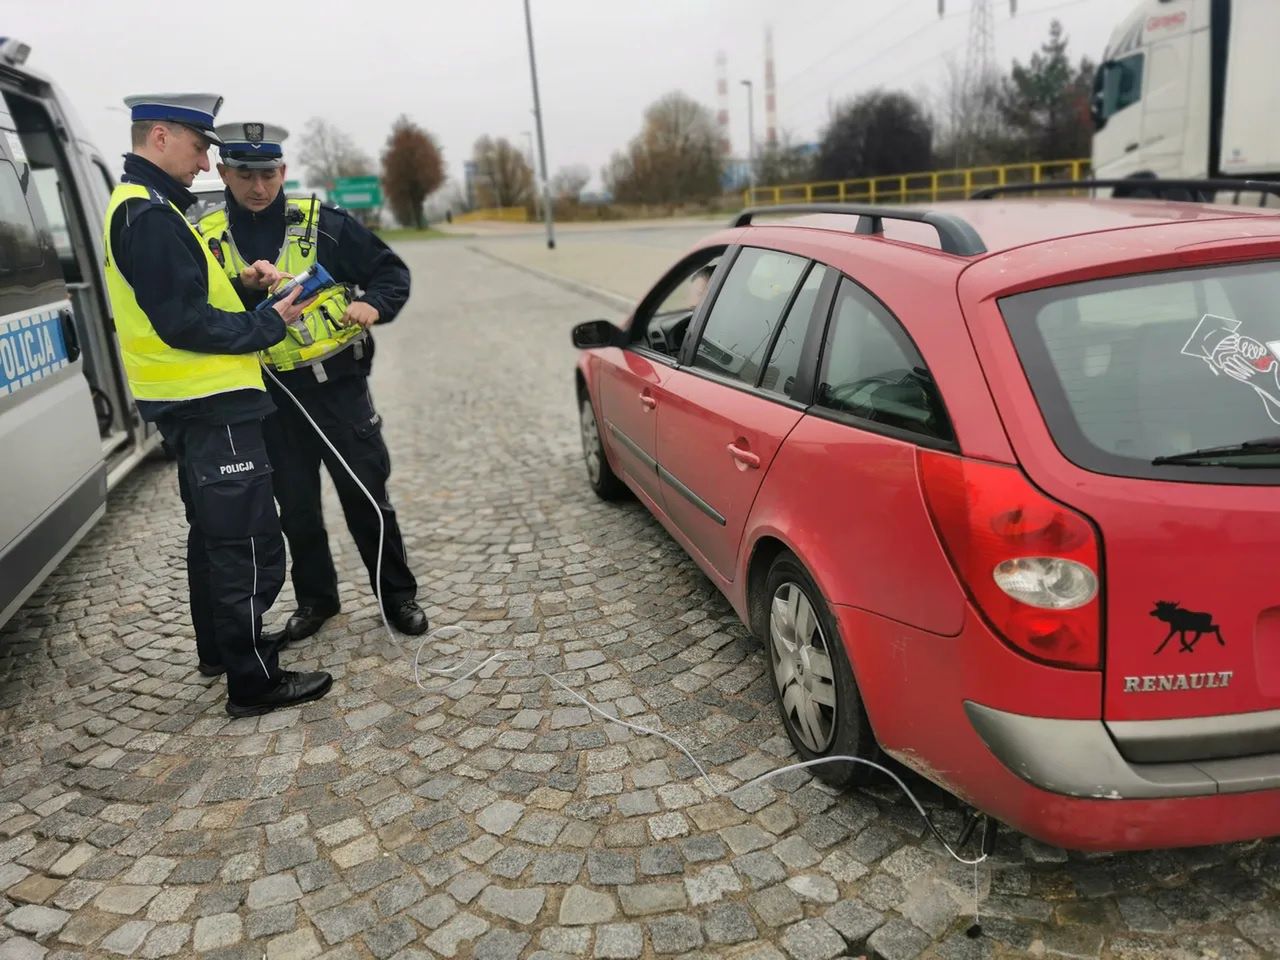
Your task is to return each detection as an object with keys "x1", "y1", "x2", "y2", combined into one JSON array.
[
  {"x1": 769, "y1": 581, "x2": 838, "y2": 753},
  {"x1": 580, "y1": 401, "x2": 602, "y2": 486}
]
